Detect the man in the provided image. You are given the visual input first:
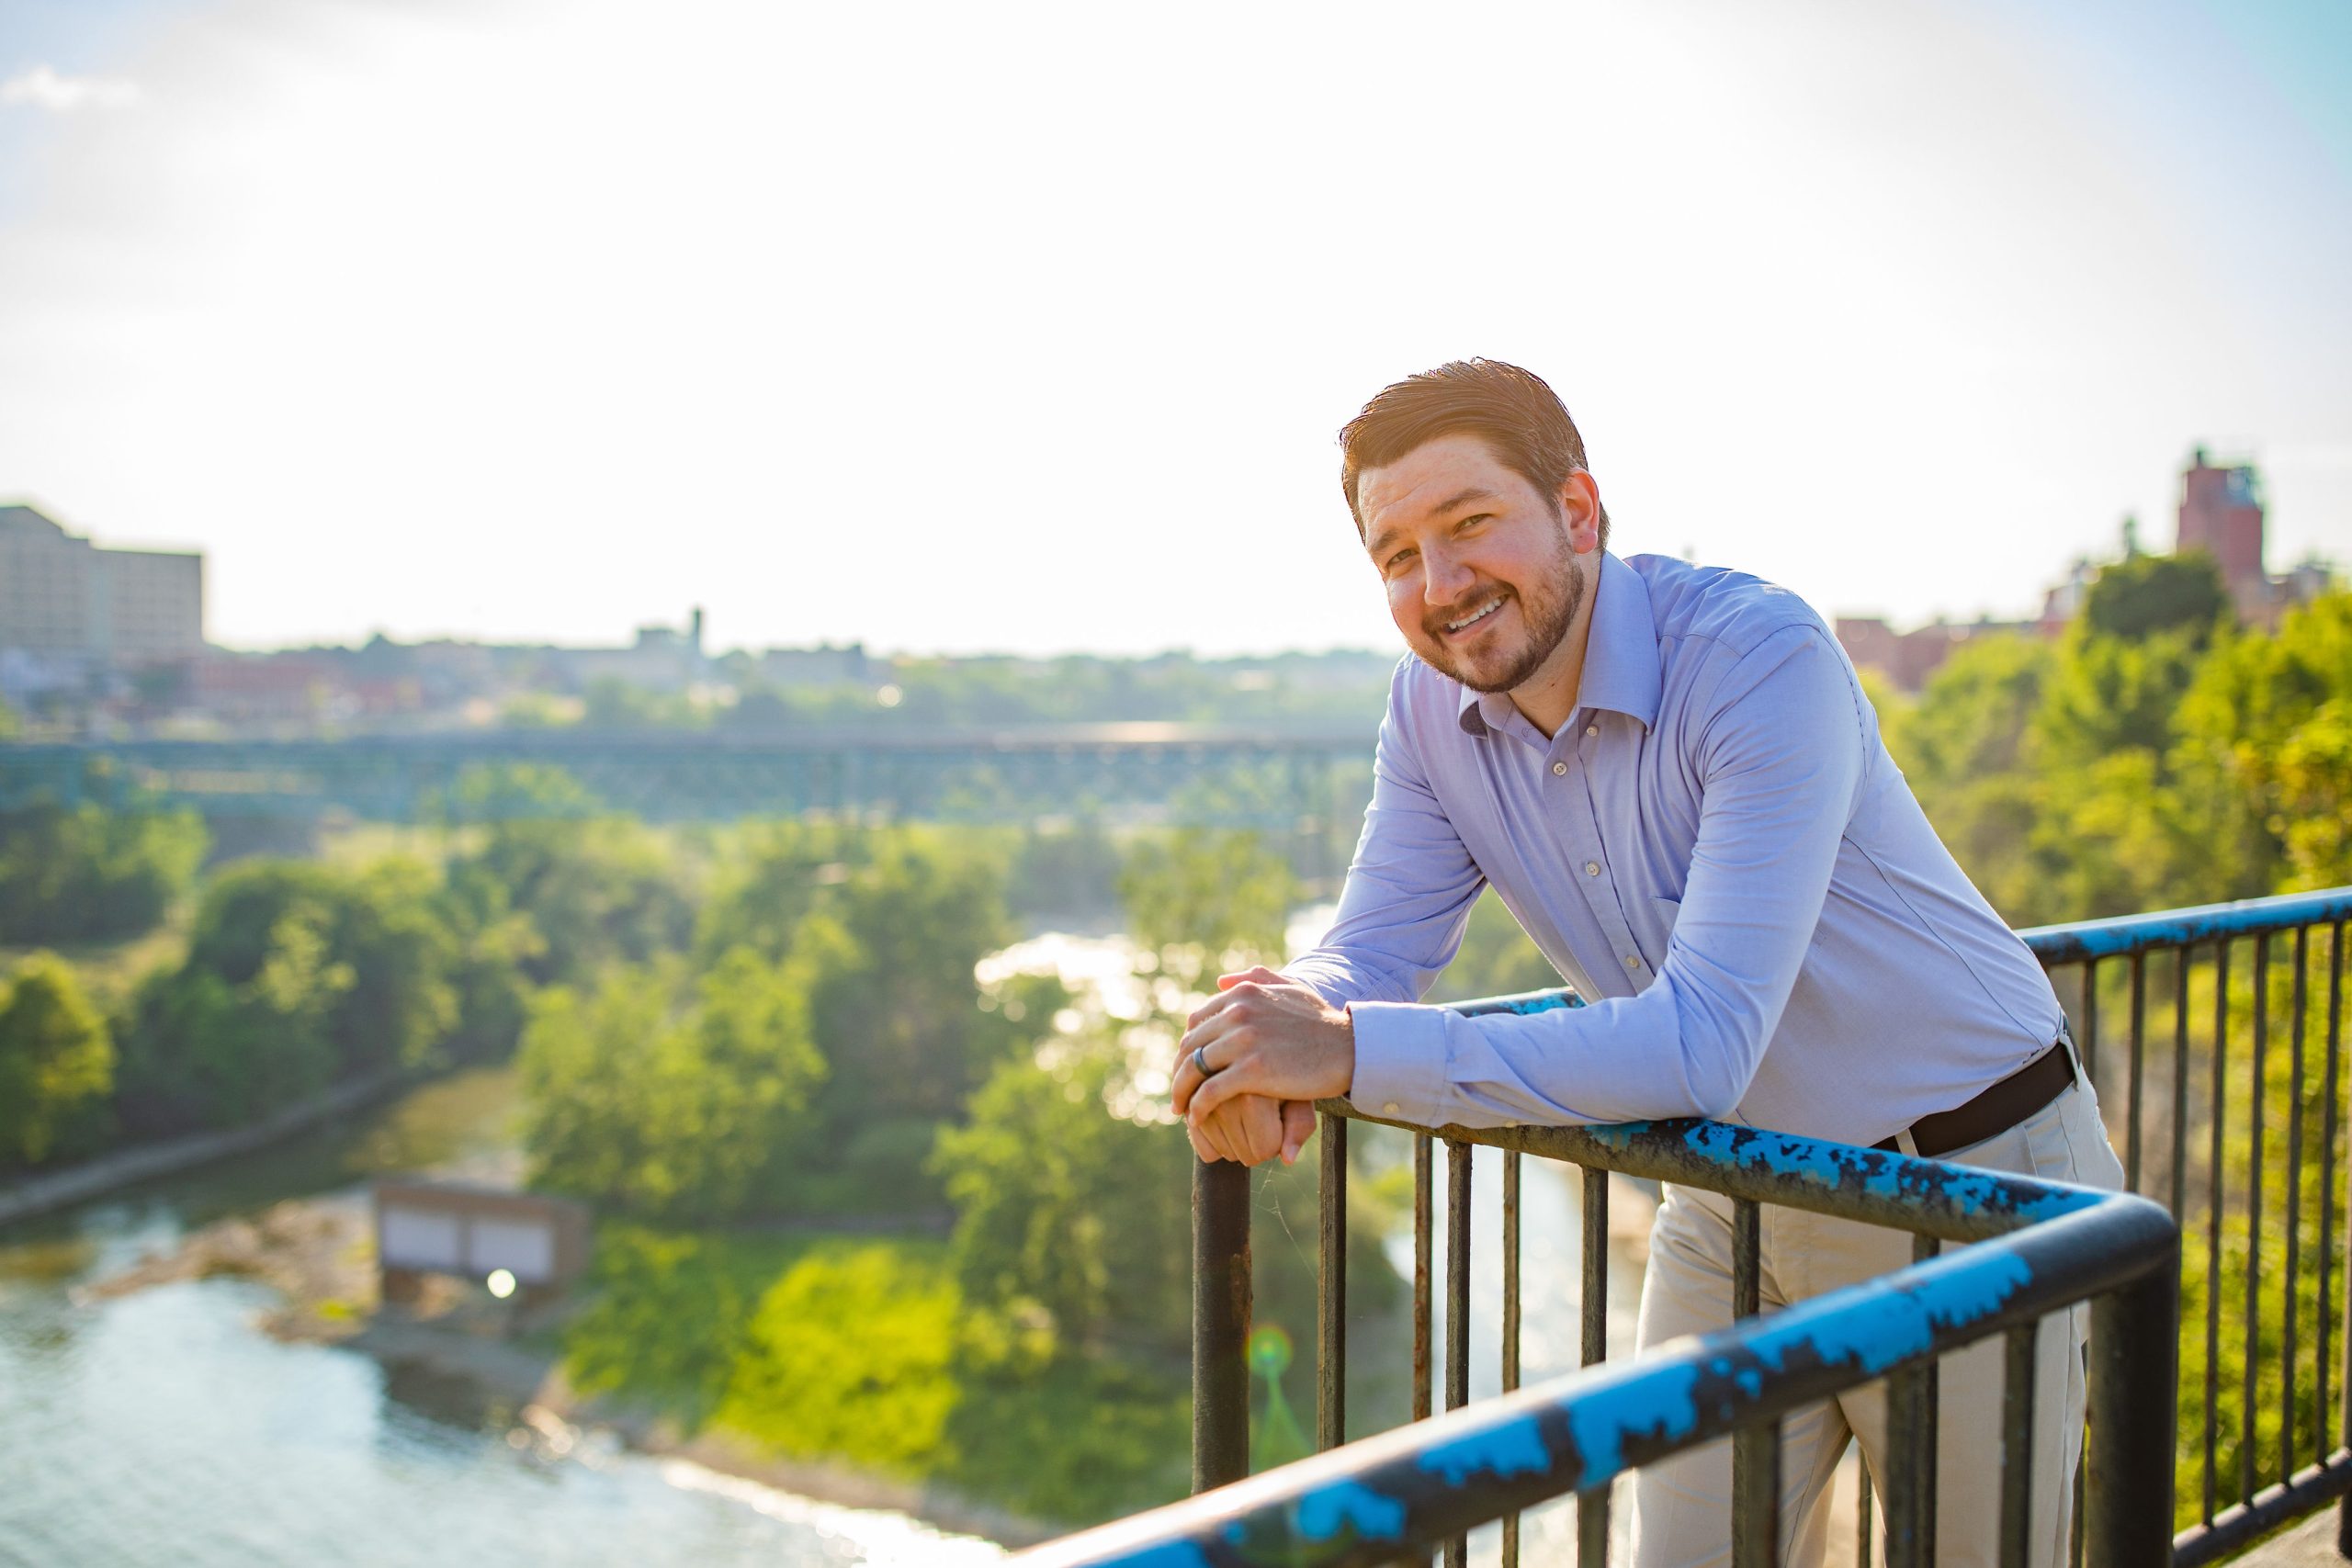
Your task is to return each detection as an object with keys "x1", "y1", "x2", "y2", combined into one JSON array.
[{"x1": 1170, "y1": 359, "x2": 2124, "y2": 1568}]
